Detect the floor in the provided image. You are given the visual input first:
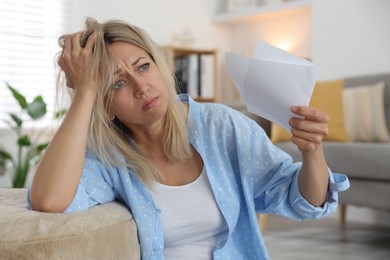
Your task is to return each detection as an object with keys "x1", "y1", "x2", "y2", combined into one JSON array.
[{"x1": 262, "y1": 215, "x2": 390, "y2": 260}]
